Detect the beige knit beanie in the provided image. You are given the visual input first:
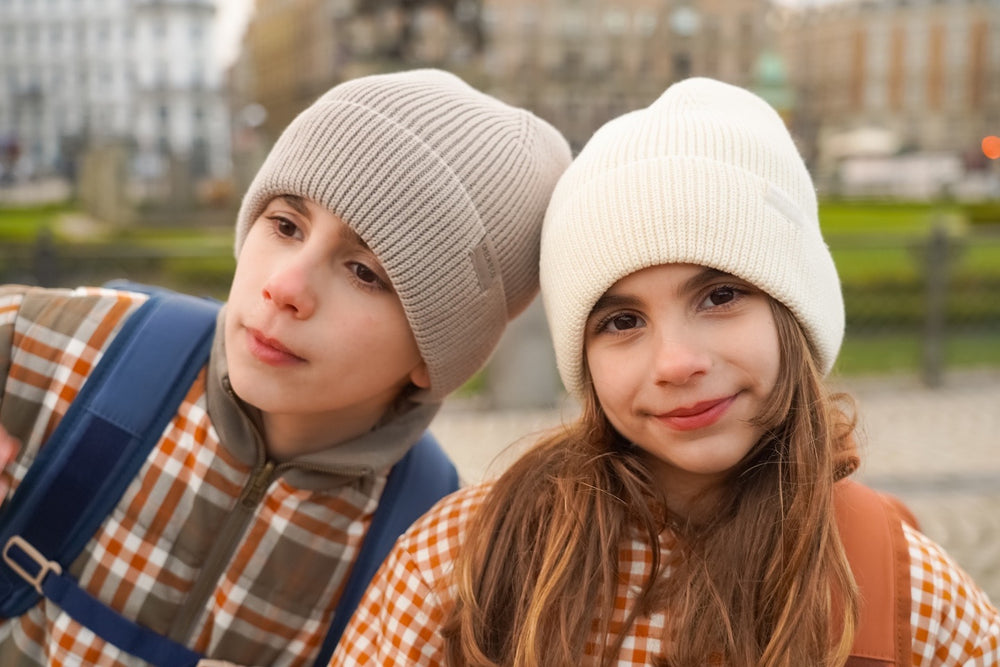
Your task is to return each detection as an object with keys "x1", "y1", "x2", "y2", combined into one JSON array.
[
  {"x1": 235, "y1": 69, "x2": 571, "y2": 399},
  {"x1": 540, "y1": 77, "x2": 844, "y2": 399}
]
